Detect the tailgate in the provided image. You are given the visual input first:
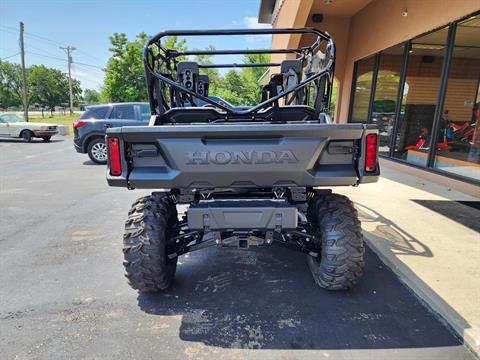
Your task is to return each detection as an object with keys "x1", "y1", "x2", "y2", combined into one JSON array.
[{"x1": 106, "y1": 123, "x2": 379, "y2": 189}]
